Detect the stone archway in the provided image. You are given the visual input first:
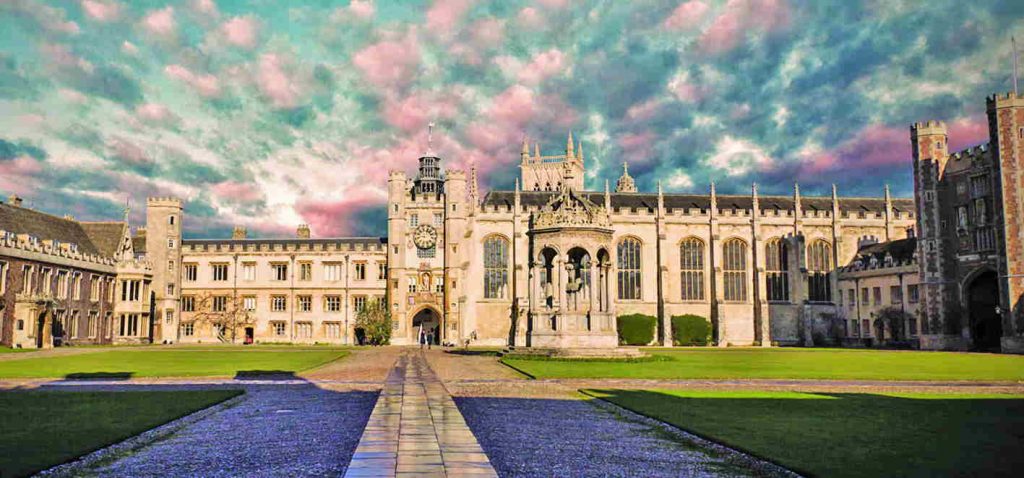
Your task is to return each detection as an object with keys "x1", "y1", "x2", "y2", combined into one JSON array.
[
  {"x1": 966, "y1": 270, "x2": 1001, "y2": 351},
  {"x1": 412, "y1": 307, "x2": 441, "y2": 345}
]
